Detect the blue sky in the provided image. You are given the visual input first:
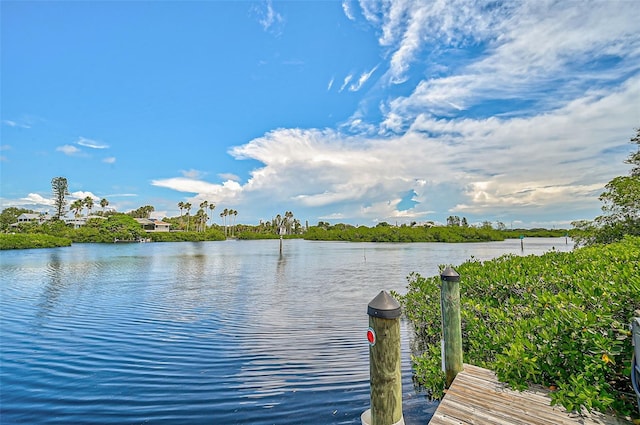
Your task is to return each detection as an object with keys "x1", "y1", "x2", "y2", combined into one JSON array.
[{"x1": 2, "y1": 0, "x2": 639, "y2": 228}]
